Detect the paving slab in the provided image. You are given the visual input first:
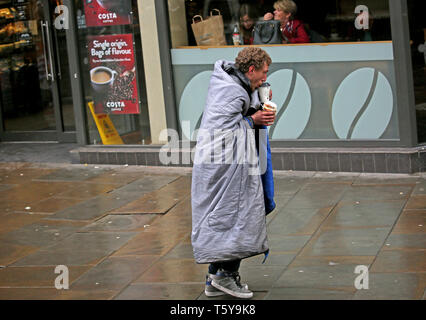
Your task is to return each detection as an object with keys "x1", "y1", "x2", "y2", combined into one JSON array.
[
  {"x1": 55, "y1": 183, "x2": 119, "y2": 199},
  {"x1": 267, "y1": 234, "x2": 311, "y2": 252},
  {"x1": 340, "y1": 185, "x2": 413, "y2": 201},
  {"x1": 197, "y1": 291, "x2": 268, "y2": 300},
  {"x1": 0, "y1": 163, "x2": 424, "y2": 300},
  {"x1": 82, "y1": 214, "x2": 158, "y2": 232},
  {"x1": 288, "y1": 255, "x2": 375, "y2": 269},
  {"x1": 354, "y1": 174, "x2": 421, "y2": 185},
  {"x1": 134, "y1": 258, "x2": 206, "y2": 284},
  {"x1": 284, "y1": 183, "x2": 349, "y2": 209},
  {"x1": 311, "y1": 172, "x2": 360, "y2": 183},
  {"x1": 0, "y1": 184, "x2": 16, "y2": 192},
  {"x1": 405, "y1": 195, "x2": 426, "y2": 209},
  {"x1": 111, "y1": 176, "x2": 191, "y2": 214},
  {"x1": 300, "y1": 227, "x2": 391, "y2": 256},
  {"x1": 321, "y1": 200, "x2": 406, "y2": 228},
  {"x1": 243, "y1": 252, "x2": 296, "y2": 267},
  {"x1": 35, "y1": 167, "x2": 107, "y2": 182},
  {"x1": 0, "y1": 168, "x2": 57, "y2": 184},
  {"x1": 273, "y1": 177, "x2": 308, "y2": 196},
  {"x1": 383, "y1": 234, "x2": 426, "y2": 250},
  {"x1": 370, "y1": 250, "x2": 426, "y2": 273},
  {"x1": 53, "y1": 288, "x2": 118, "y2": 300},
  {"x1": 412, "y1": 181, "x2": 426, "y2": 195},
  {"x1": 0, "y1": 181, "x2": 76, "y2": 203},
  {"x1": 0, "y1": 265, "x2": 90, "y2": 288},
  {"x1": 70, "y1": 255, "x2": 159, "y2": 291},
  {"x1": 353, "y1": 273, "x2": 426, "y2": 300},
  {"x1": 112, "y1": 229, "x2": 187, "y2": 257},
  {"x1": 0, "y1": 212, "x2": 45, "y2": 234},
  {"x1": 0, "y1": 220, "x2": 86, "y2": 247},
  {"x1": 162, "y1": 242, "x2": 196, "y2": 260},
  {"x1": 18, "y1": 197, "x2": 86, "y2": 215},
  {"x1": 11, "y1": 231, "x2": 138, "y2": 266},
  {"x1": 108, "y1": 175, "x2": 179, "y2": 196},
  {"x1": 0, "y1": 200, "x2": 30, "y2": 213},
  {"x1": 275, "y1": 263, "x2": 364, "y2": 289},
  {"x1": 45, "y1": 192, "x2": 142, "y2": 221},
  {"x1": 267, "y1": 207, "x2": 332, "y2": 236},
  {"x1": 114, "y1": 283, "x2": 204, "y2": 300},
  {"x1": 85, "y1": 170, "x2": 141, "y2": 185},
  {"x1": 0, "y1": 241, "x2": 40, "y2": 266},
  {"x1": 238, "y1": 265, "x2": 287, "y2": 291},
  {"x1": 0, "y1": 288, "x2": 61, "y2": 300},
  {"x1": 392, "y1": 210, "x2": 426, "y2": 234},
  {"x1": 264, "y1": 287, "x2": 355, "y2": 300}
]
